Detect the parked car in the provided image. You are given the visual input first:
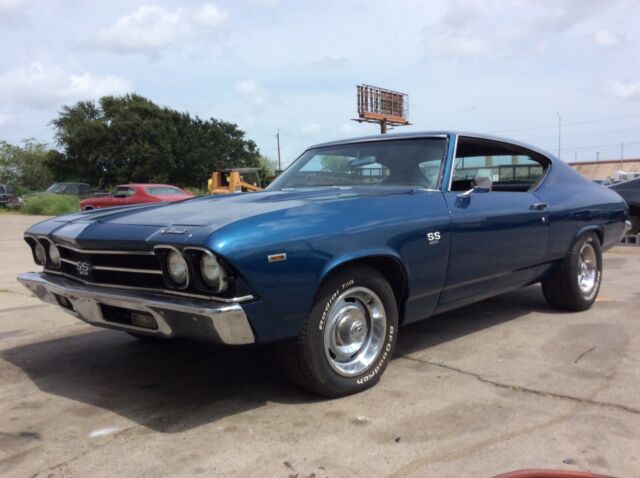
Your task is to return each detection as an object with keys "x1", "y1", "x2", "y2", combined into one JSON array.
[
  {"x1": 0, "y1": 184, "x2": 20, "y2": 208},
  {"x1": 80, "y1": 184, "x2": 194, "y2": 211},
  {"x1": 45, "y1": 183, "x2": 92, "y2": 198},
  {"x1": 608, "y1": 177, "x2": 640, "y2": 234},
  {"x1": 18, "y1": 132, "x2": 628, "y2": 397}
]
